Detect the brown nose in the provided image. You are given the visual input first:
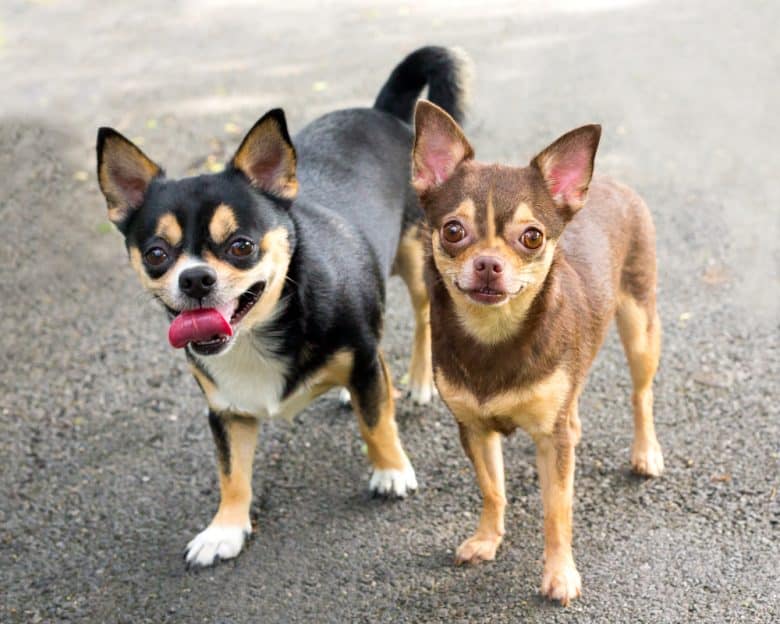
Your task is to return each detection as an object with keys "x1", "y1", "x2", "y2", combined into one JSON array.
[{"x1": 473, "y1": 255, "x2": 504, "y2": 276}]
